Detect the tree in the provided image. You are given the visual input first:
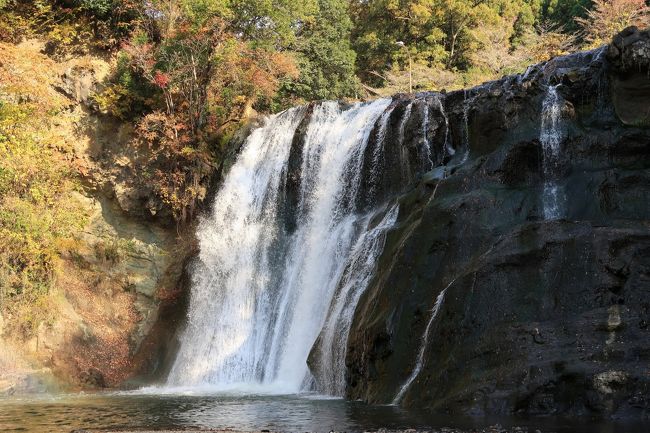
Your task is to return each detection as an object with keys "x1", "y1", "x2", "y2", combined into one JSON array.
[
  {"x1": 539, "y1": 0, "x2": 592, "y2": 30},
  {"x1": 350, "y1": 0, "x2": 448, "y2": 86},
  {"x1": 282, "y1": 0, "x2": 359, "y2": 101},
  {"x1": 112, "y1": 5, "x2": 301, "y2": 221},
  {"x1": 229, "y1": 0, "x2": 318, "y2": 48},
  {"x1": 350, "y1": 0, "x2": 543, "y2": 88},
  {"x1": 577, "y1": 0, "x2": 650, "y2": 47}
]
